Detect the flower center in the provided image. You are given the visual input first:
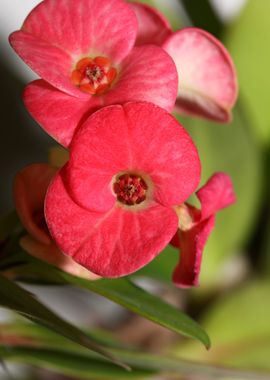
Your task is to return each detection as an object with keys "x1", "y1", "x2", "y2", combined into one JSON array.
[
  {"x1": 113, "y1": 173, "x2": 148, "y2": 206},
  {"x1": 71, "y1": 56, "x2": 117, "y2": 95}
]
